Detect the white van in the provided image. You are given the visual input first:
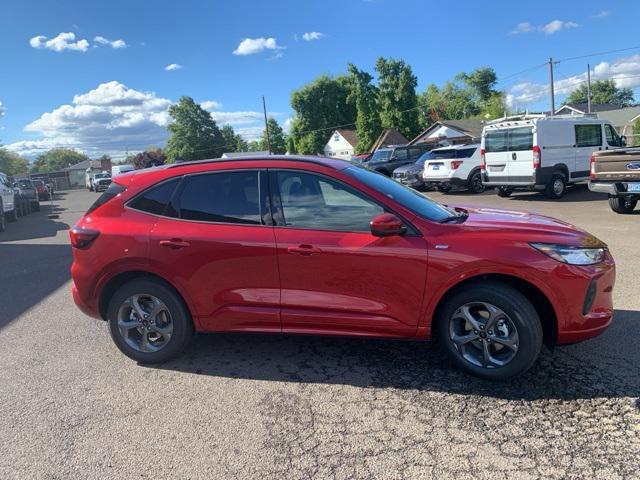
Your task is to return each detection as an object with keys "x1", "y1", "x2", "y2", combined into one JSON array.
[
  {"x1": 111, "y1": 164, "x2": 135, "y2": 177},
  {"x1": 481, "y1": 114, "x2": 625, "y2": 199}
]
